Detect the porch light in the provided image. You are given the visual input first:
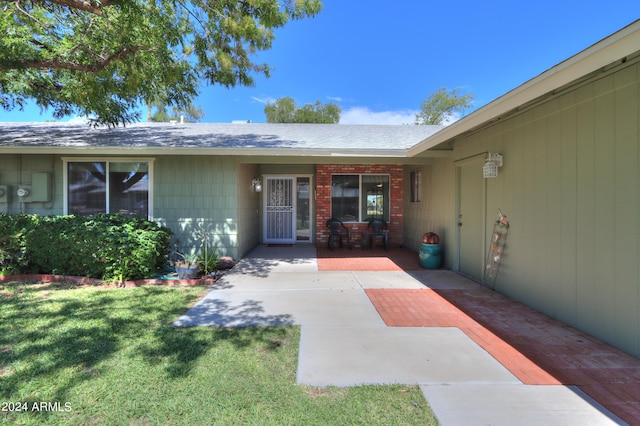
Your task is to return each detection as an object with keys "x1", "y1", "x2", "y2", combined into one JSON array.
[
  {"x1": 251, "y1": 178, "x2": 262, "y2": 192},
  {"x1": 483, "y1": 153, "x2": 503, "y2": 179}
]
